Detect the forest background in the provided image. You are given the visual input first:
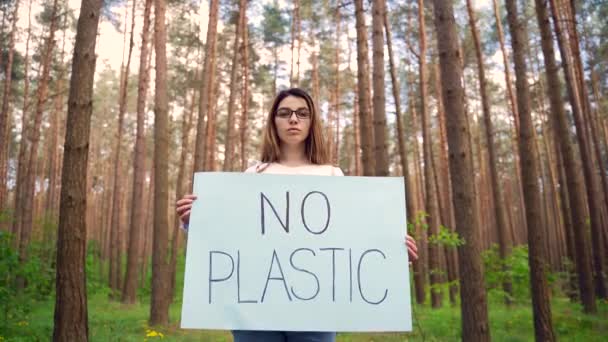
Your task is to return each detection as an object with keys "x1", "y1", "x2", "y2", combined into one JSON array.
[{"x1": 0, "y1": 0, "x2": 607, "y2": 340}]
